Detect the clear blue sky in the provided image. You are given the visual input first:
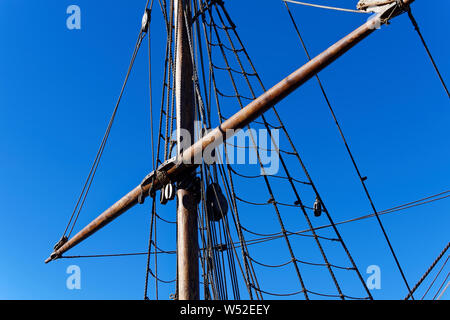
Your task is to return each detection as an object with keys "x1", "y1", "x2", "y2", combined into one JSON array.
[{"x1": 0, "y1": 0, "x2": 448, "y2": 300}]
